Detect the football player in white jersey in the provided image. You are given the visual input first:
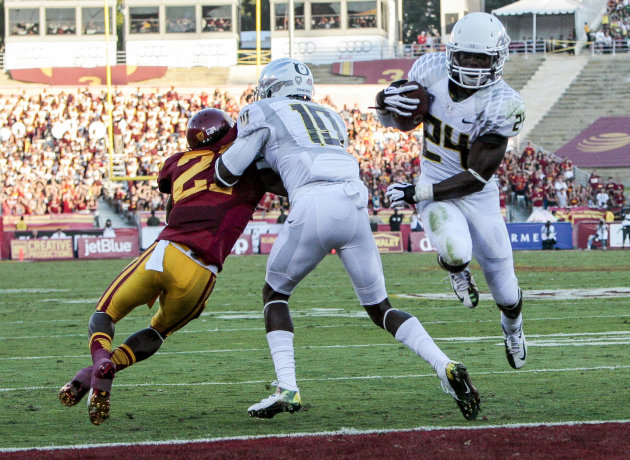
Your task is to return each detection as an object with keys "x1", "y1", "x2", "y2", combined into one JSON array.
[
  {"x1": 215, "y1": 57, "x2": 481, "y2": 421},
  {"x1": 377, "y1": 12, "x2": 527, "y2": 370}
]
